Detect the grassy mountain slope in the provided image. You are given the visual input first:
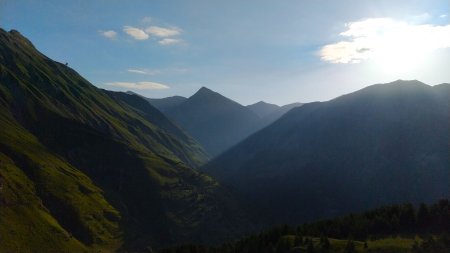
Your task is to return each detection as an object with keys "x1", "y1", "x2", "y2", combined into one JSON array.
[
  {"x1": 205, "y1": 80, "x2": 450, "y2": 224},
  {"x1": 0, "y1": 28, "x2": 253, "y2": 252},
  {"x1": 105, "y1": 90, "x2": 209, "y2": 167}
]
